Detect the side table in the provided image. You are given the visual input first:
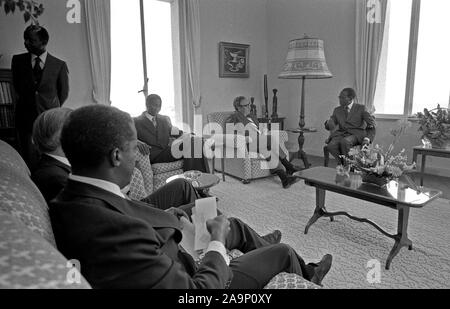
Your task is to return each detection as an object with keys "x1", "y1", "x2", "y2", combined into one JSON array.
[
  {"x1": 412, "y1": 146, "x2": 450, "y2": 186},
  {"x1": 286, "y1": 127, "x2": 317, "y2": 169}
]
